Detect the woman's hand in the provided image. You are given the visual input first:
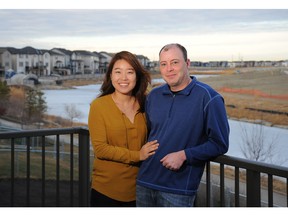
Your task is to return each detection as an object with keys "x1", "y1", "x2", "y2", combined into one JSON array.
[{"x1": 140, "y1": 140, "x2": 159, "y2": 161}]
